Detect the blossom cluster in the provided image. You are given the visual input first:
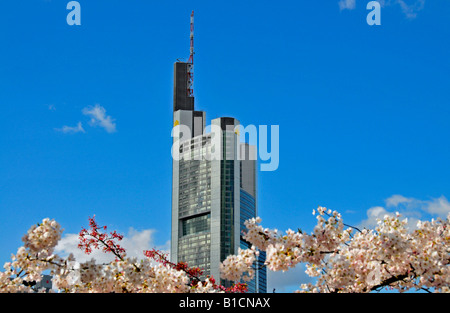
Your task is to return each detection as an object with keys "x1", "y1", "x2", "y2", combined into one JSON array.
[
  {"x1": 0, "y1": 216, "x2": 244, "y2": 293},
  {"x1": 219, "y1": 247, "x2": 258, "y2": 282},
  {"x1": 1, "y1": 218, "x2": 65, "y2": 292},
  {"x1": 220, "y1": 207, "x2": 450, "y2": 293},
  {"x1": 2, "y1": 208, "x2": 448, "y2": 293}
]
